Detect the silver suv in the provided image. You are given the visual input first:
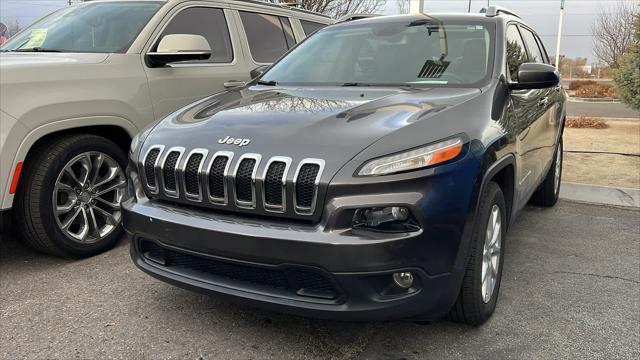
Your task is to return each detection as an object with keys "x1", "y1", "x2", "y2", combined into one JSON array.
[{"x1": 0, "y1": 0, "x2": 331, "y2": 257}]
